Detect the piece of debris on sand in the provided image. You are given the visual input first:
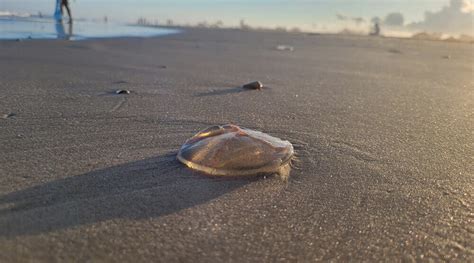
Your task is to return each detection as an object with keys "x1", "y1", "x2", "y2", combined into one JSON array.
[
  {"x1": 115, "y1": 89, "x2": 130, "y2": 95},
  {"x1": 242, "y1": 81, "x2": 263, "y2": 90},
  {"x1": 1, "y1": 113, "x2": 16, "y2": 119},
  {"x1": 388, "y1": 48, "x2": 402, "y2": 54},
  {"x1": 276, "y1": 45, "x2": 294, "y2": 51}
]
